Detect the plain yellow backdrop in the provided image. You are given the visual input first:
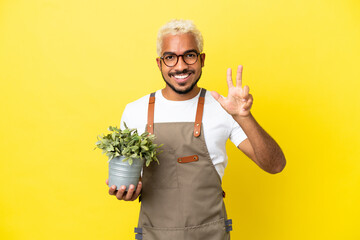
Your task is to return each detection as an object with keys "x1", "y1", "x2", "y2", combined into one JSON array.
[{"x1": 1, "y1": 0, "x2": 359, "y2": 239}]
